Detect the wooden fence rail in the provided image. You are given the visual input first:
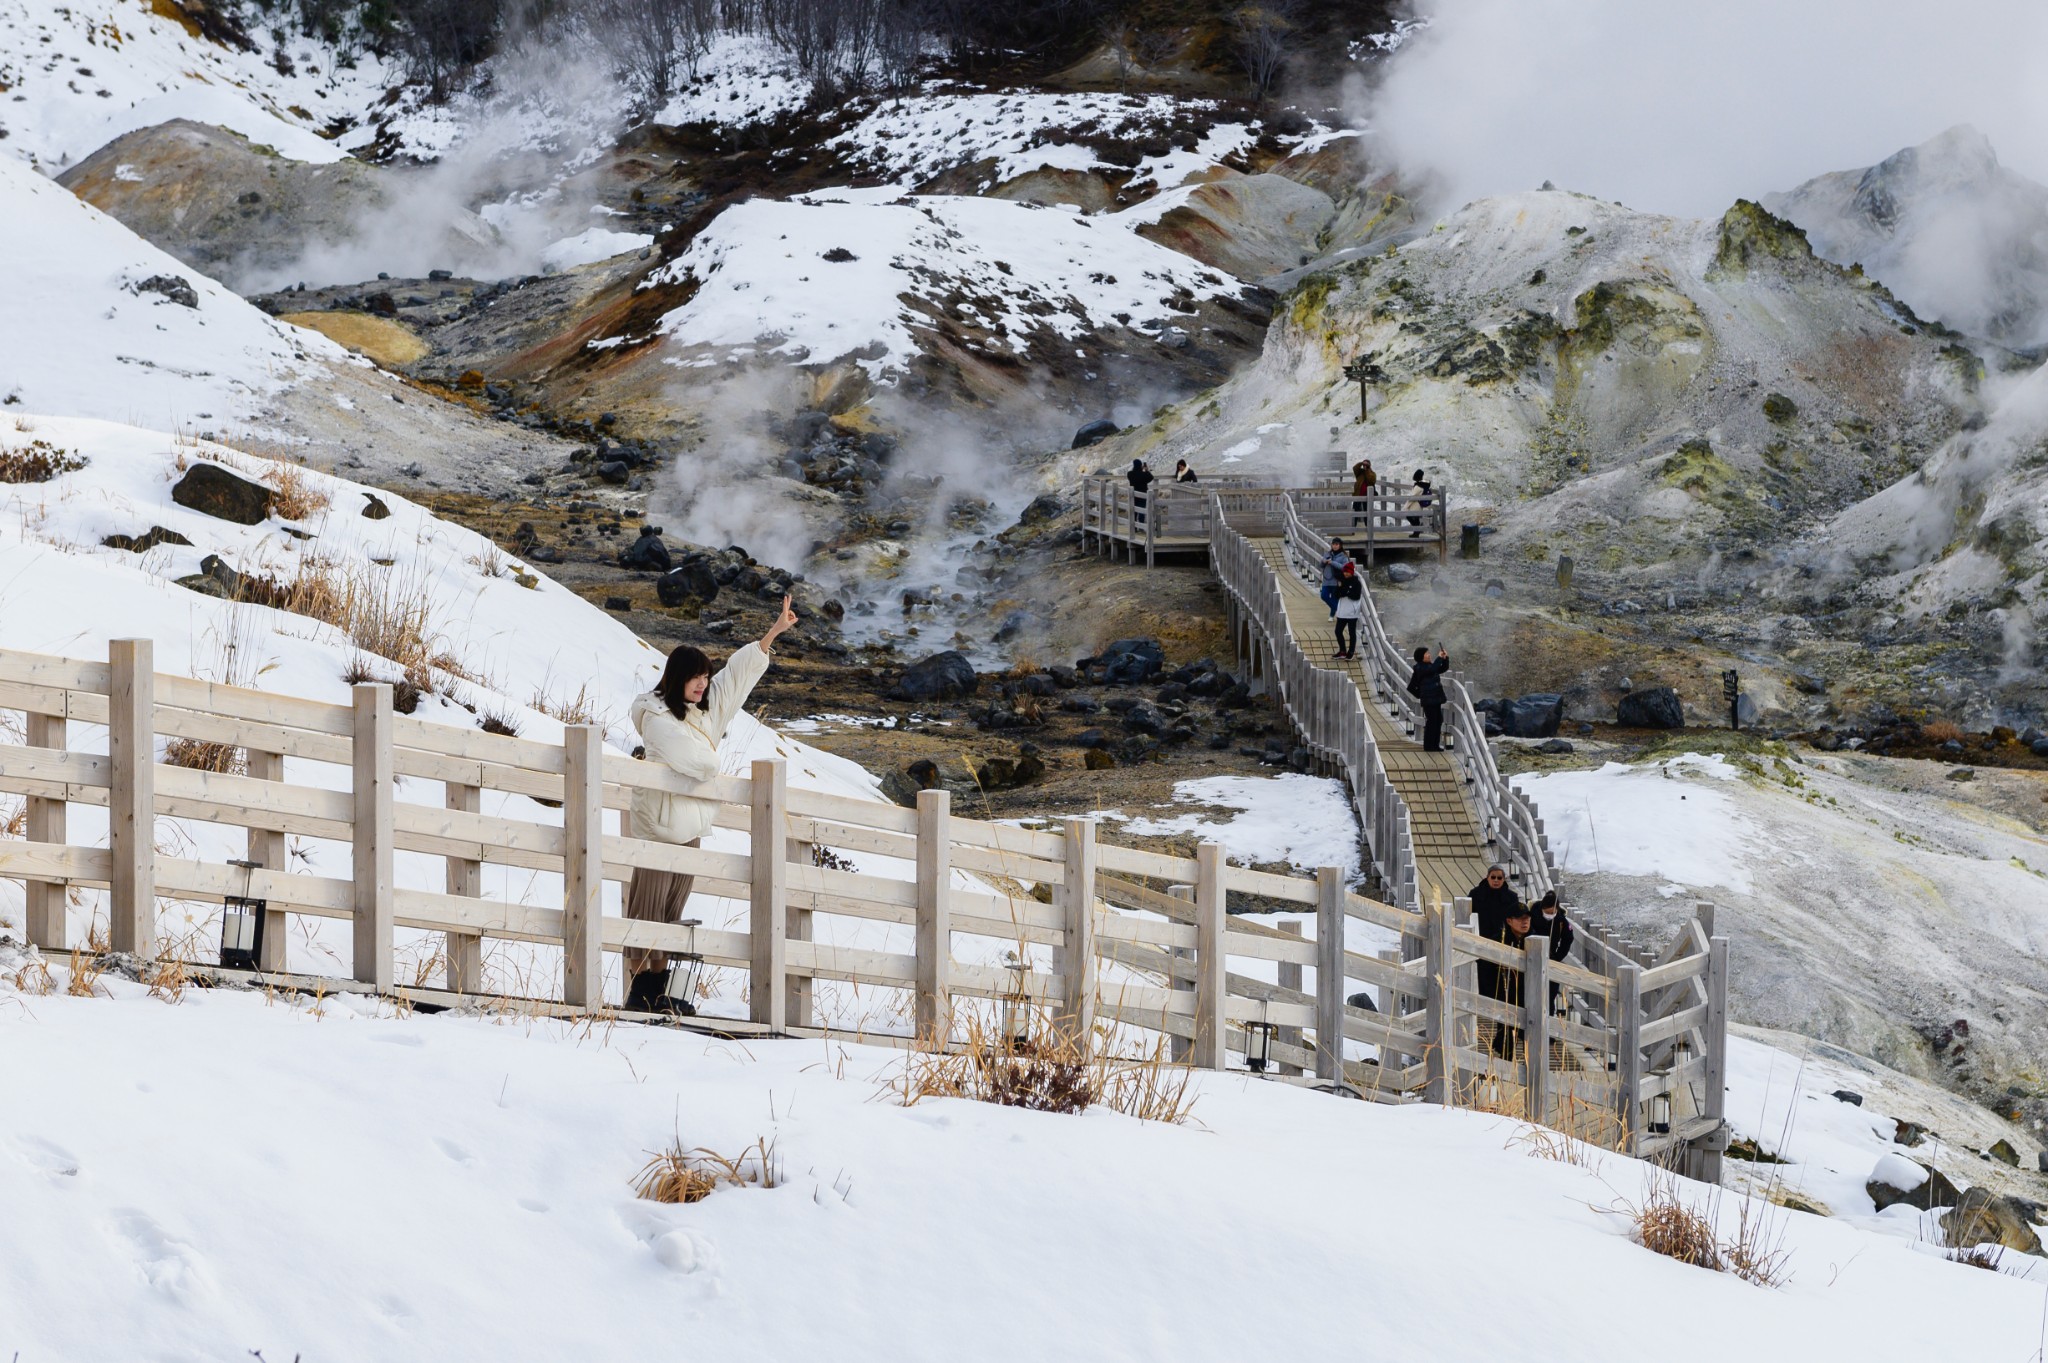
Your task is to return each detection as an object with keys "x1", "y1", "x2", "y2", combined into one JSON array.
[{"x1": 0, "y1": 641, "x2": 1725, "y2": 1169}]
